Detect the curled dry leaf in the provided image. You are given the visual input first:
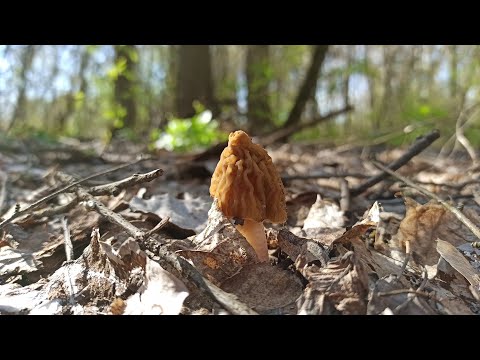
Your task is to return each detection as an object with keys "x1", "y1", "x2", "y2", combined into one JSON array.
[
  {"x1": 436, "y1": 239, "x2": 480, "y2": 300},
  {"x1": 393, "y1": 198, "x2": 480, "y2": 266},
  {"x1": 221, "y1": 263, "x2": 303, "y2": 314},
  {"x1": 275, "y1": 229, "x2": 329, "y2": 273},
  {"x1": 0, "y1": 247, "x2": 39, "y2": 278},
  {"x1": 182, "y1": 202, "x2": 258, "y2": 285},
  {"x1": 297, "y1": 251, "x2": 369, "y2": 315},
  {"x1": 2, "y1": 228, "x2": 189, "y2": 315}
]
